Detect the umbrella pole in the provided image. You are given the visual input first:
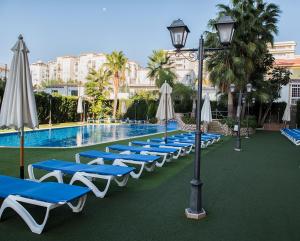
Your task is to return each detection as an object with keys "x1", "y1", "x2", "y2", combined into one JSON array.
[
  {"x1": 165, "y1": 88, "x2": 168, "y2": 143},
  {"x1": 20, "y1": 127, "x2": 24, "y2": 179}
]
